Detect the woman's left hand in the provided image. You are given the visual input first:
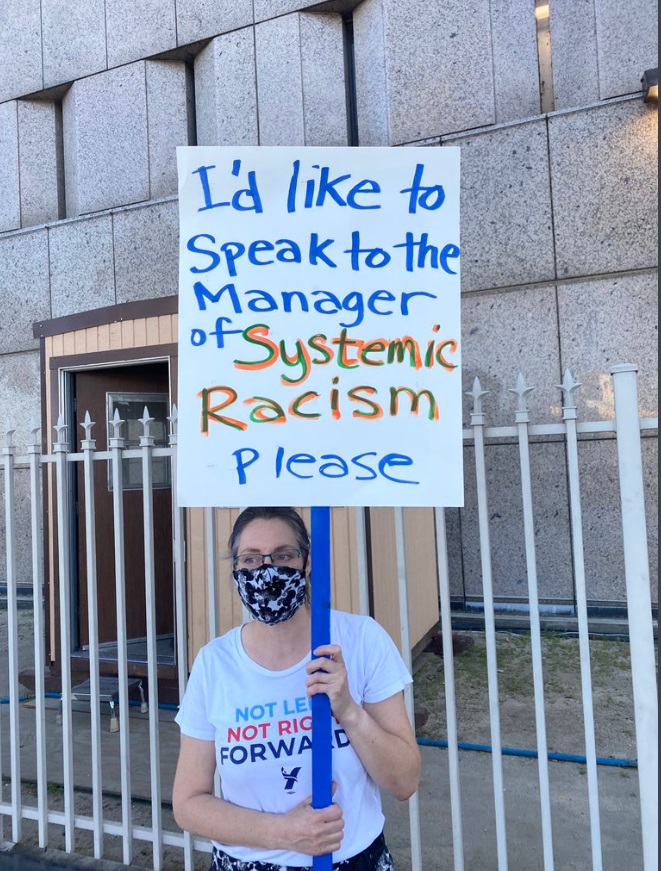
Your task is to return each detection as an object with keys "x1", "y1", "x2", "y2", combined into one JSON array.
[{"x1": 306, "y1": 645, "x2": 357, "y2": 723}]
